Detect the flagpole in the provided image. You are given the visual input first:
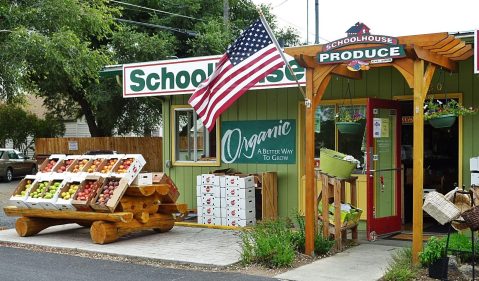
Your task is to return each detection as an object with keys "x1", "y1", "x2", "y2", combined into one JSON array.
[{"x1": 257, "y1": 8, "x2": 309, "y2": 106}]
